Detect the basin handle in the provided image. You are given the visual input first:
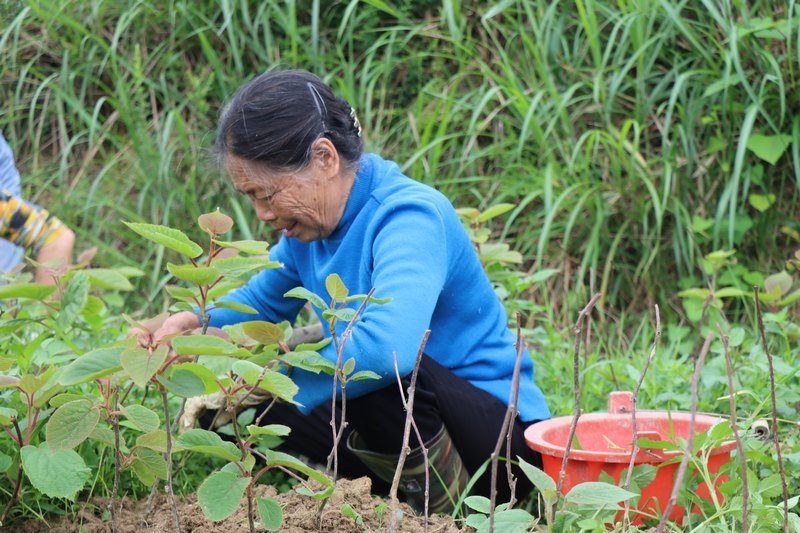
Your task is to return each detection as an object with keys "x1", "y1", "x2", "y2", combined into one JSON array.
[{"x1": 608, "y1": 391, "x2": 634, "y2": 413}]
